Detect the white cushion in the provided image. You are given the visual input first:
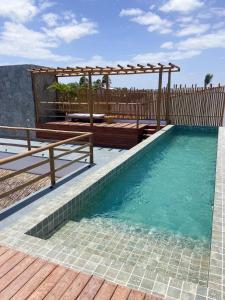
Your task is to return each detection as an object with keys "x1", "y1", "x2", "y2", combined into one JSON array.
[{"x1": 67, "y1": 113, "x2": 105, "y2": 119}]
